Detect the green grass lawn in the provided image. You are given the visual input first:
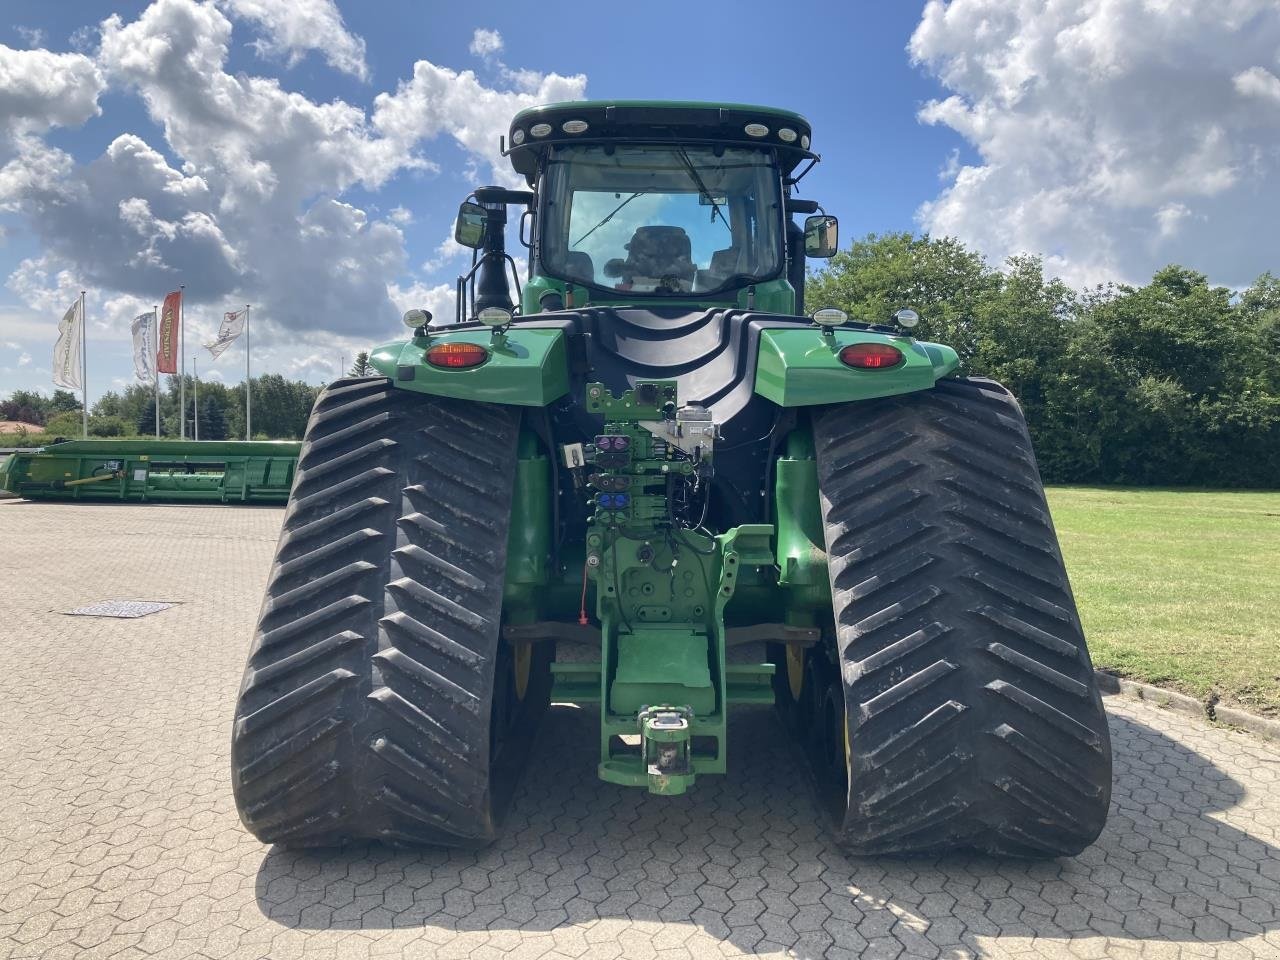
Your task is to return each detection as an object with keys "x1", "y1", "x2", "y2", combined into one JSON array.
[{"x1": 1047, "y1": 487, "x2": 1280, "y2": 716}]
